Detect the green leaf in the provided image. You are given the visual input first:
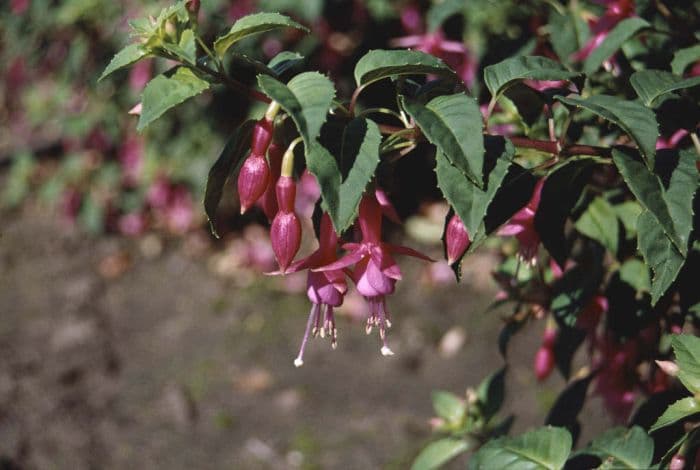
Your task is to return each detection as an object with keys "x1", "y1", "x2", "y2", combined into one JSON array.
[
  {"x1": 631, "y1": 70, "x2": 700, "y2": 107},
  {"x1": 650, "y1": 397, "x2": 700, "y2": 432},
  {"x1": 203, "y1": 120, "x2": 255, "y2": 238},
  {"x1": 99, "y1": 43, "x2": 149, "y2": 82},
  {"x1": 548, "y1": 7, "x2": 590, "y2": 64},
  {"x1": 354, "y1": 49, "x2": 458, "y2": 88},
  {"x1": 574, "y1": 196, "x2": 619, "y2": 254},
  {"x1": 306, "y1": 141, "x2": 341, "y2": 223},
  {"x1": 267, "y1": 51, "x2": 304, "y2": 76},
  {"x1": 334, "y1": 117, "x2": 382, "y2": 232},
  {"x1": 476, "y1": 366, "x2": 507, "y2": 422},
  {"x1": 426, "y1": 0, "x2": 463, "y2": 32},
  {"x1": 213, "y1": 12, "x2": 308, "y2": 57},
  {"x1": 578, "y1": 426, "x2": 653, "y2": 469},
  {"x1": 583, "y1": 17, "x2": 650, "y2": 74},
  {"x1": 662, "y1": 148, "x2": 699, "y2": 252},
  {"x1": 483, "y1": 56, "x2": 584, "y2": 103},
  {"x1": 557, "y1": 96, "x2": 658, "y2": 168},
  {"x1": 137, "y1": 67, "x2": 210, "y2": 131},
  {"x1": 612, "y1": 147, "x2": 694, "y2": 256},
  {"x1": 636, "y1": 210, "x2": 684, "y2": 305},
  {"x1": 550, "y1": 259, "x2": 603, "y2": 329},
  {"x1": 614, "y1": 201, "x2": 642, "y2": 240},
  {"x1": 403, "y1": 93, "x2": 484, "y2": 186},
  {"x1": 672, "y1": 334, "x2": 700, "y2": 394},
  {"x1": 411, "y1": 438, "x2": 471, "y2": 470},
  {"x1": 671, "y1": 44, "x2": 700, "y2": 75},
  {"x1": 469, "y1": 426, "x2": 572, "y2": 470},
  {"x1": 435, "y1": 136, "x2": 514, "y2": 237},
  {"x1": 258, "y1": 72, "x2": 335, "y2": 145},
  {"x1": 534, "y1": 159, "x2": 593, "y2": 268},
  {"x1": 431, "y1": 390, "x2": 465, "y2": 424},
  {"x1": 619, "y1": 258, "x2": 650, "y2": 293}
]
